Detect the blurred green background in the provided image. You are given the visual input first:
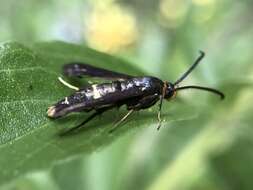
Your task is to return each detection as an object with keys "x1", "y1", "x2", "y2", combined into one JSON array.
[{"x1": 1, "y1": 0, "x2": 253, "y2": 189}]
